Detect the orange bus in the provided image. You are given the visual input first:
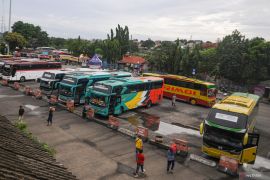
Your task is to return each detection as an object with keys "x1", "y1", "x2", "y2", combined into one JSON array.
[{"x1": 143, "y1": 73, "x2": 217, "y2": 107}]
